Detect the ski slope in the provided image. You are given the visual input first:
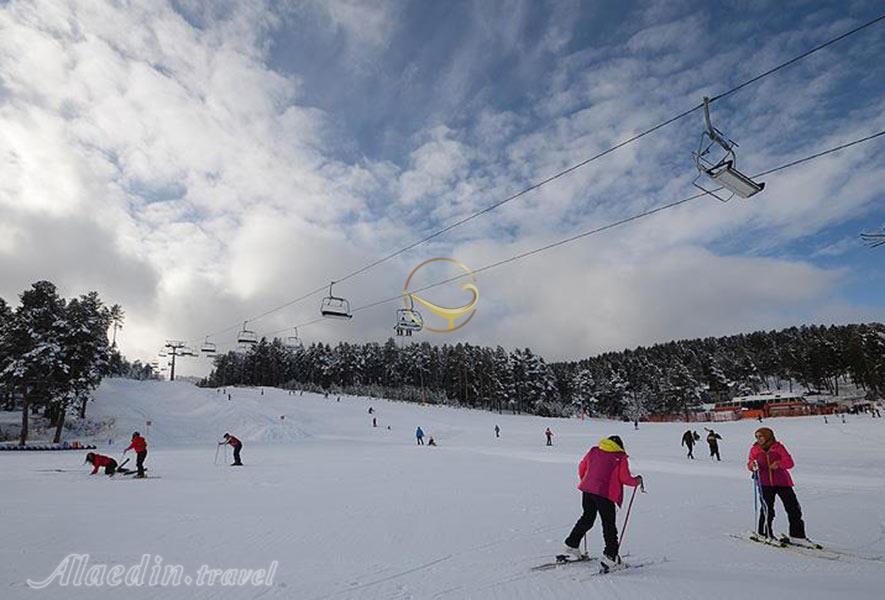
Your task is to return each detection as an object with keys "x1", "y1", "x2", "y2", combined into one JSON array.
[{"x1": 2, "y1": 379, "x2": 884, "y2": 599}]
